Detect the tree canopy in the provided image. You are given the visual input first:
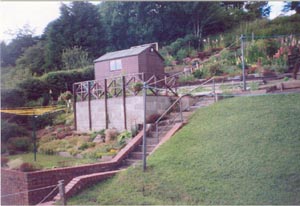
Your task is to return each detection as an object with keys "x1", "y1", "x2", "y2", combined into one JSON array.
[{"x1": 1, "y1": 1, "x2": 275, "y2": 73}]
